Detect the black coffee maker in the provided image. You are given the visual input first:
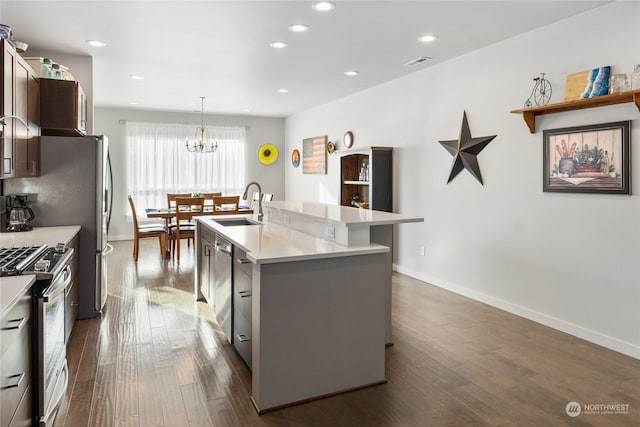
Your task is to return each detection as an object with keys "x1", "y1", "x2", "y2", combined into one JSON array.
[{"x1": 5, "y1": 194, "x2": 35, "y2": 232}]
